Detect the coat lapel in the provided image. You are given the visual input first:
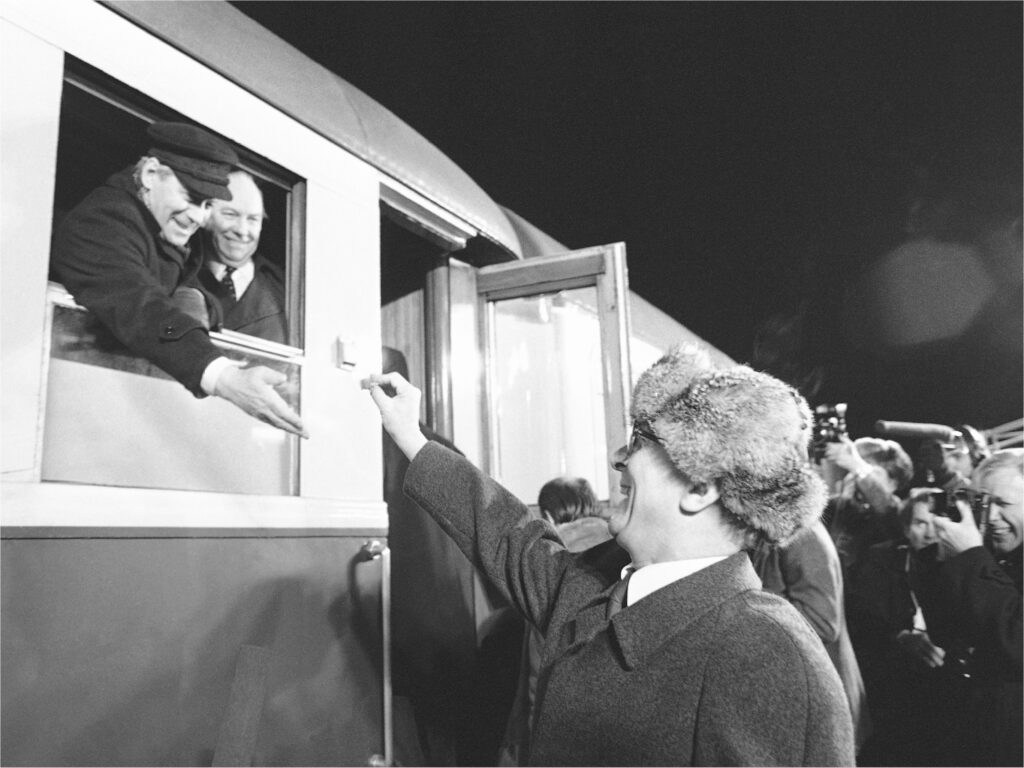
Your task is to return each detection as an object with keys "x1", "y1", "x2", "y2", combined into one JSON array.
[{"x1": 608, "y1": 552, "x2": 761, "y2": 670}]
